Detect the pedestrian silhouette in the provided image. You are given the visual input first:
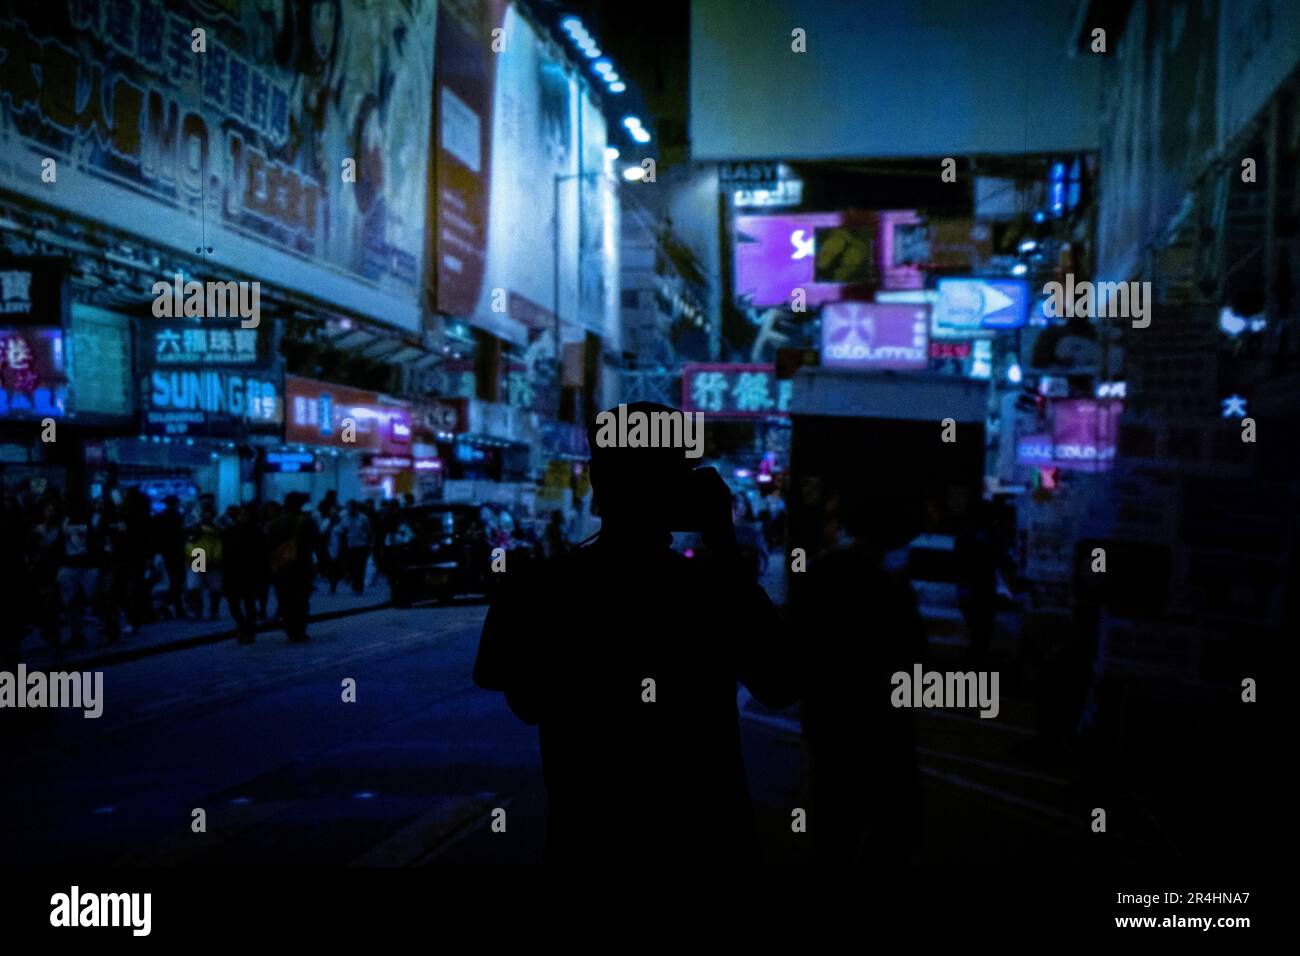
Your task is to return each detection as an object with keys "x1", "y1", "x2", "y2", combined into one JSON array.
[
  {"x1": 792, "y1": 489, "x2": 925, "y2": 866},
  {"x1": 267, "y1": 493, "x2": 317, "y2": 642},
  {"x1": 474, "y1": 402, "x2": 796, "y2": 865}
]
